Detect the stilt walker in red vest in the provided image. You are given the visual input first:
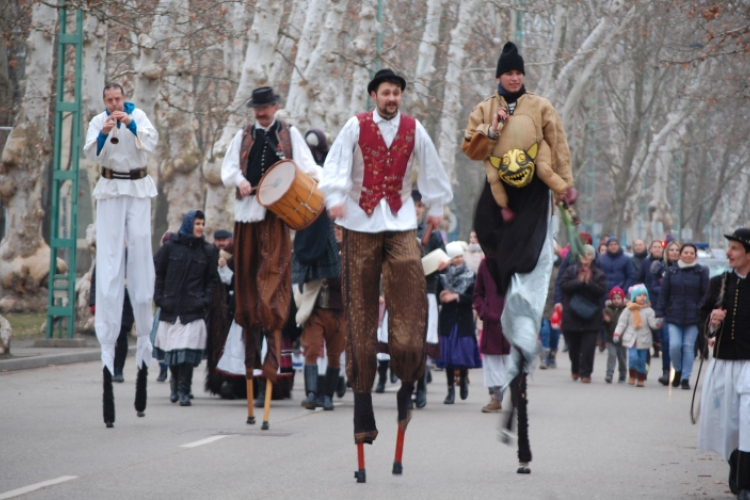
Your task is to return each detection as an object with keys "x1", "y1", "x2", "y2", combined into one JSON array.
[{"x1": 319, "y1": 69, "x2": 453, "y2": 482}]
